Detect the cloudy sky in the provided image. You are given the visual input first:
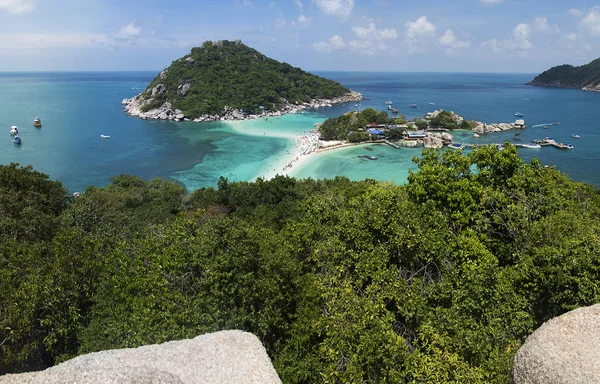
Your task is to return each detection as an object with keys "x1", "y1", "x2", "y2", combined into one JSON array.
[{"x1": 0, "y1": 0, "x2": 598, "y2": 72}]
